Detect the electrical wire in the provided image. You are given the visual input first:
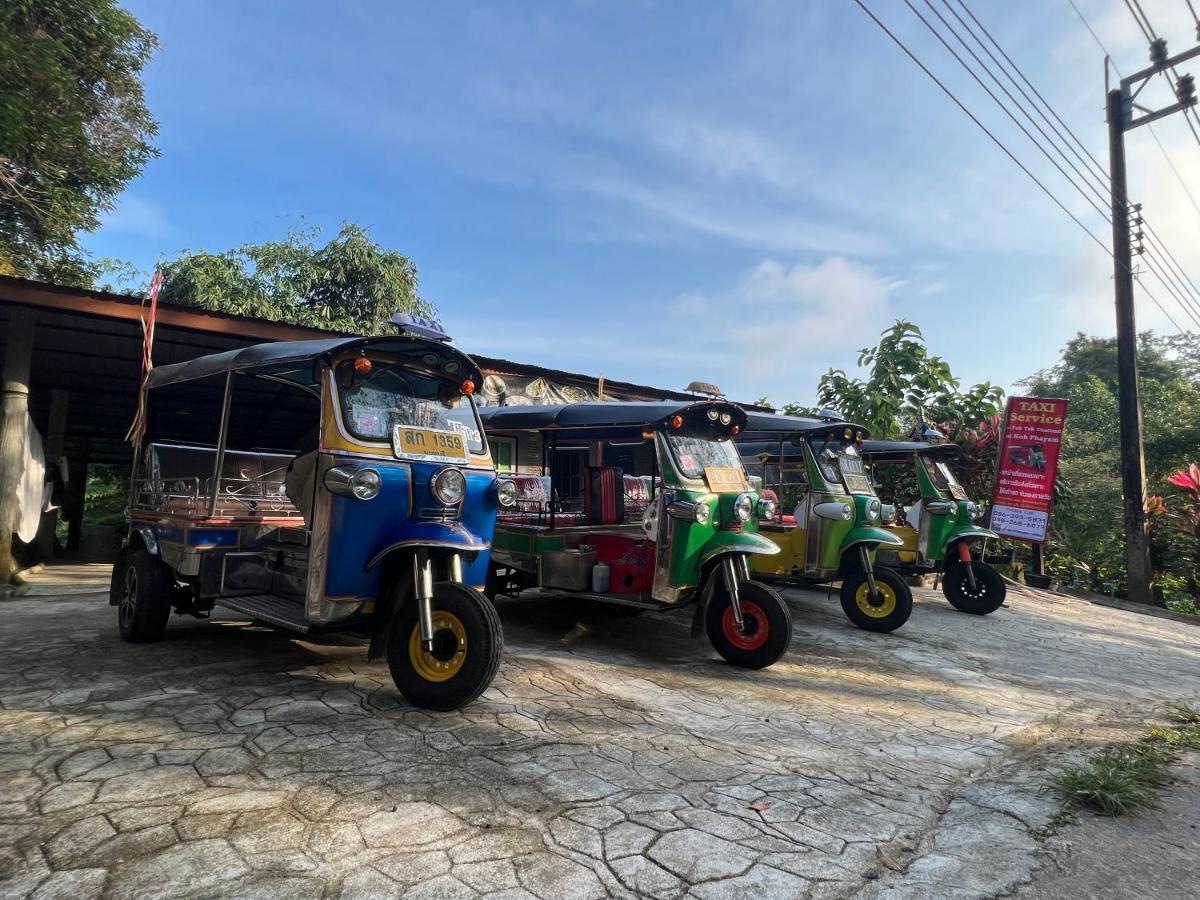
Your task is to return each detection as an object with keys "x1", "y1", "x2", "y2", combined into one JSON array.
[
  {"x1": 906, "y1": 0, "x2": 1113, "y2": 222},
  {"x1": 1067, "y1": 0, "x2": 1200, "y2": 221},
  {"x1": 1139, "y1": 250, "x2": 1200, "y2": 329},
  {"x1": 1124, "y1": 0, "x2": 1200, "y2": 154},
  {"x1": 1125, "y1": 0, "x2": 1155, "y2": 43},
  {"x1": 932, "y1": 0, "x2": 1112, "y2": 208},
  {"x1": 1136, "y1": 274, "x2": 1188, "y2": 333},
  {"x1": 1139, "y1": 212, "x2": 1200, "y2": 310},
  {"x1": 850, "y1": 0, "x2": 1112, "y2": 255}
]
